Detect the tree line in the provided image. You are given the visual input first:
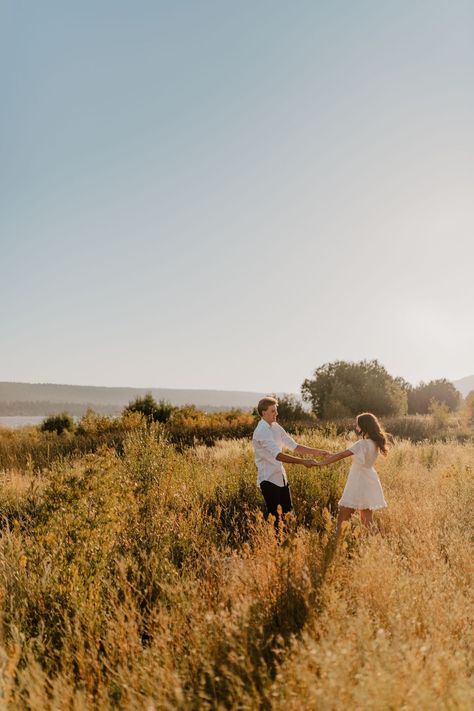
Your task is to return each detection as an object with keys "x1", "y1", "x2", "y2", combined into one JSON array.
[
  {"x1": 36, "y1": 360, "x2": 468, "y2": 437},
  {"x1": 301, "y1": 359, "x2": 462, "y2": 419},
  {"x1": 120, "y1": 361, "x2": 465, "y2": 424}
]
